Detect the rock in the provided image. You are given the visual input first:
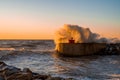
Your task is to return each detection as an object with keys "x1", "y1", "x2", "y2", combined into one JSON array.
[
  {"x1": 4, "y1": 66, "x2": 21, "y2": 76},
  {"x1": 6, "y1": 72, "x2": 32, "y2": 80},
  {"x1": 65, "y1": 78, "x2": 74, "y2": 80},
  {"x1": 0, "y1": 62, "x2": 74, "y2": 80},
  {"x1": 23, "y1": 68, "x2": 32, "y2": 73},
  {"x1": 5, "y1": 73, "x2": 21, "y2": 80},
  {"x1": 34, "y1": 79, "x2": 42, "y2": 80},
  {"x1": 7, "y1": 68, "x2": 33, "y2": 80},
  {"x1": 0, "y1": 62, "x2": 7, "y2": 71},
  {"x1": 15, "y1": 73, "x2": 32, "y2": 80},
  {"x1": 46, "y1": 76, "x2": 65, "y2": 80},
  {"x1": 0, "y1": 62, "x2": 6, "y2": 66},
  {"x1": 0, "y1": 62, "x2": 21, "y2": 79},
  {"x1": 0, "y1": 76, "x2": 4, "y2": 80},
  {"x1": 32, "y1": 73, "x2": 49, "y2": 80}
]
